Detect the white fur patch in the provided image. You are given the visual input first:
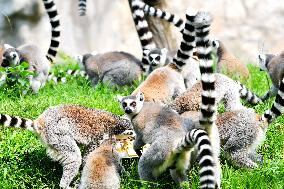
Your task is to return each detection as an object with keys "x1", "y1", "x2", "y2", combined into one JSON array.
[
  {"x1": 134, "y1": 9, "x2": 144, "y2": 18},
  {"x1": 199, "y1": 155, "x2": 214, "y2": 165},
  {"x1": 4, "y1": 115, "x2": 12, "y2": 127},
  {"x1": 137, "y1": 20, "x2": 148, "y2": 29},
  {"x1": 4, "y1": 44, "x2": 14, "y2": 50},
  {"x1": 156, "y1": 9, "x2": 163, "y2": 17},
  {"x1": 186, "y1": 7, "x2": 198, "y2": 17},
  {"x1": 201, "y1": 74, "x2": 216, "y2": 83},
  {"x1": 140, "y1": 32, "x2": 153, "y2": 40},
  {"x1": 164, "y1": 12, "x2": 171, "y2": 20},
  {"x1": 14, "y1": 117, "x2": 22, "y2": 128}
]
